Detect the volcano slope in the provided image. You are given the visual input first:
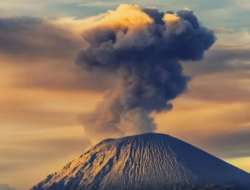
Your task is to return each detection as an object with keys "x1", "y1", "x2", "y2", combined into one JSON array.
[{"x1": 31, "y1": 133, "x2": 250, "y2": 190}]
